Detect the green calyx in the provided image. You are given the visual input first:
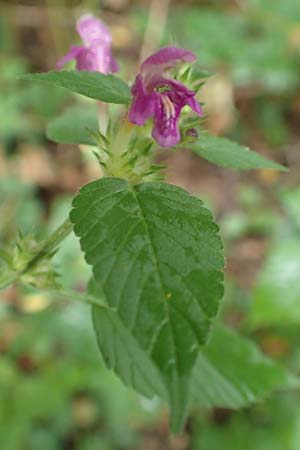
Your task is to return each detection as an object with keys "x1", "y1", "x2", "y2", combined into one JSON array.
[
  {"x1": 0, "y1": 219, "x2": 73, "y2": 291},
  {"x1": 91, "y1": 120, "x2": 165, "y2": 184},
  {"x1": 173, "y1": 63, "x2": 212, "y2": 92}
]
